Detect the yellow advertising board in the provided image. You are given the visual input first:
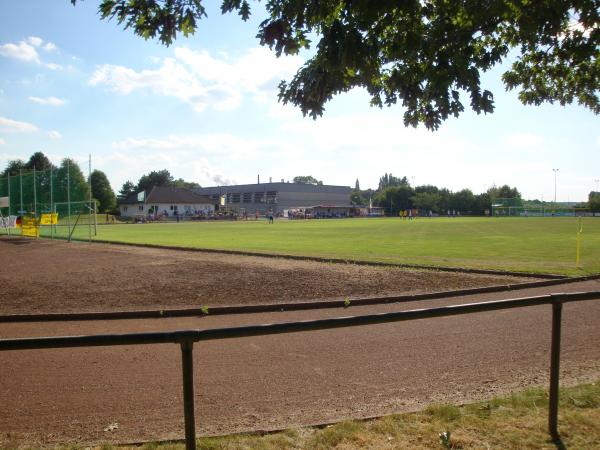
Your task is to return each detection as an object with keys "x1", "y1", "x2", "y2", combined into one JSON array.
[
  {"x1": 21, "y1": 216, "x2": 40, "y2": 238},
  {"x1": 40, "y1": 213, "x2": 58, "y2": 225}
]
